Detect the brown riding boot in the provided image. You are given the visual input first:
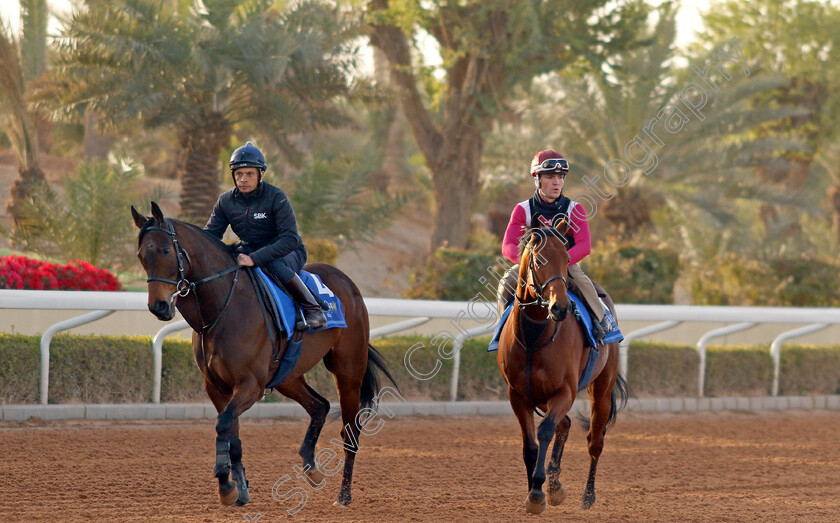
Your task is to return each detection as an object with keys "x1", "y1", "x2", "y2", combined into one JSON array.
[{"x1": 285, "y1": 274, "x2": 327, "y2": 330}]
